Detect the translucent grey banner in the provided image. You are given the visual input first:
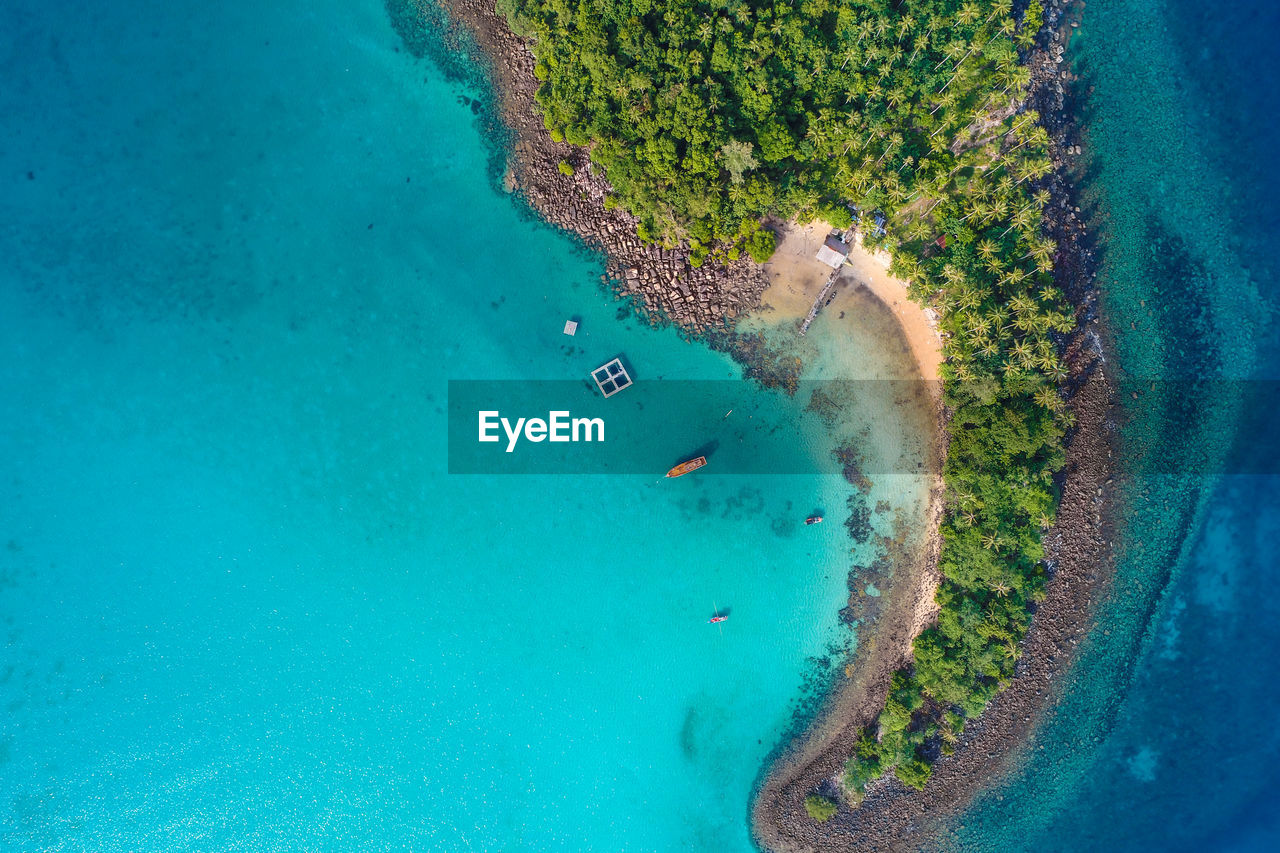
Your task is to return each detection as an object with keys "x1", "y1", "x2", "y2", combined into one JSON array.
[
  {"x1": 446, "y1": 379, "x2": 1280, "y2": 476},
  {"x1": 447, "y1": 378, "x2": 935, "y2": 476}
]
